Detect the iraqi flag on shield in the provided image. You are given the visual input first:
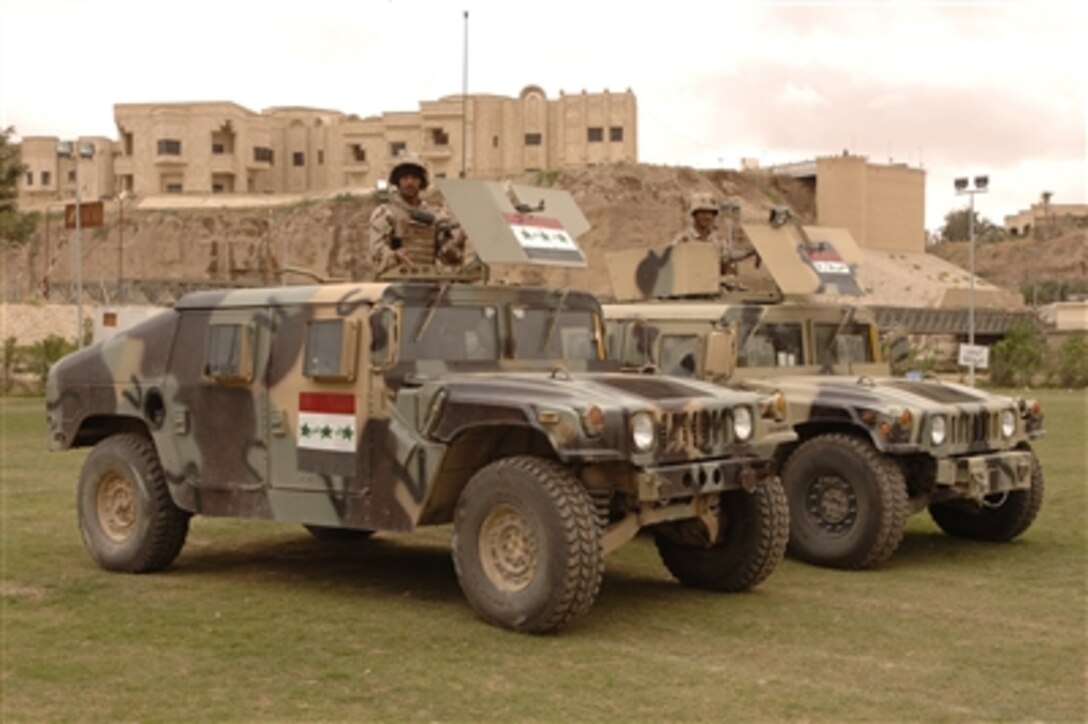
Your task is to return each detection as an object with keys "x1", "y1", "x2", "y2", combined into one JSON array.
[{"x1": 297, "y1": 392, "x2": 357, "y2": 476}]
